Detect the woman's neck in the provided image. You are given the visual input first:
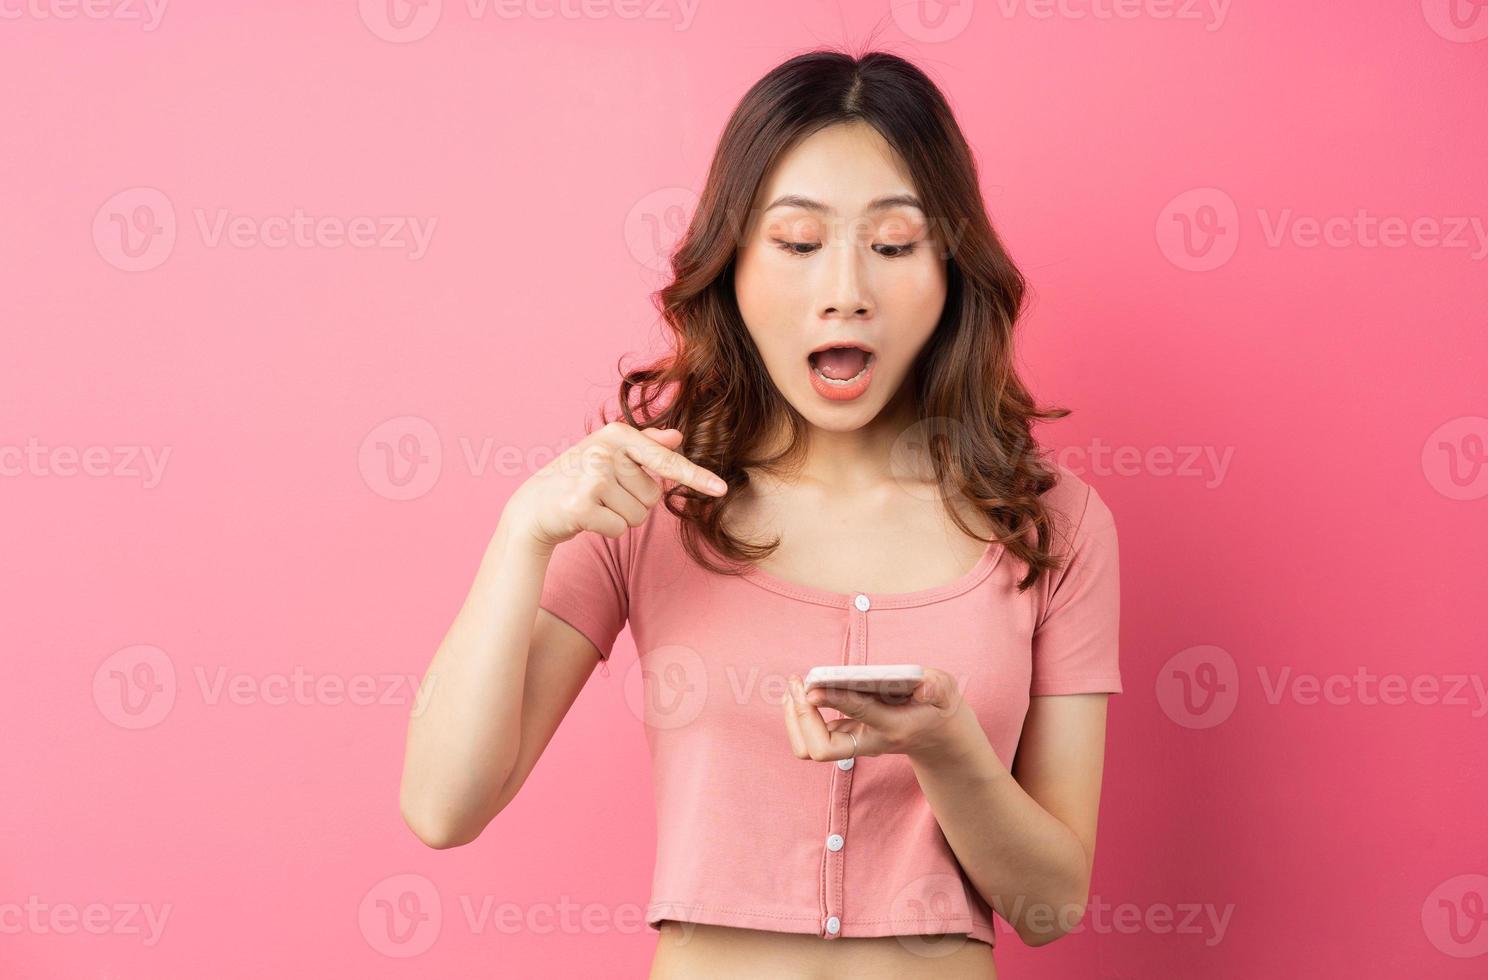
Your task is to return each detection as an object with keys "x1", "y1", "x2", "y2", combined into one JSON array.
[{"x1": 754, "y1": 386, "x2": 928, "y2": 496}]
